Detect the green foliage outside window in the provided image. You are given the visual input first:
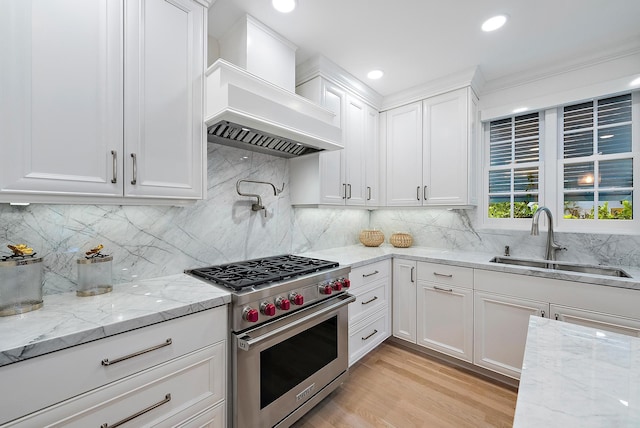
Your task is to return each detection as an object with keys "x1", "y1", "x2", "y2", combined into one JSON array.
[
  {"x1": 563, "y1": 200, "x2": 632, "y2": 220},
  {"x1": 488, "y1": 201, "x2": 538, "y2": 218}
]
